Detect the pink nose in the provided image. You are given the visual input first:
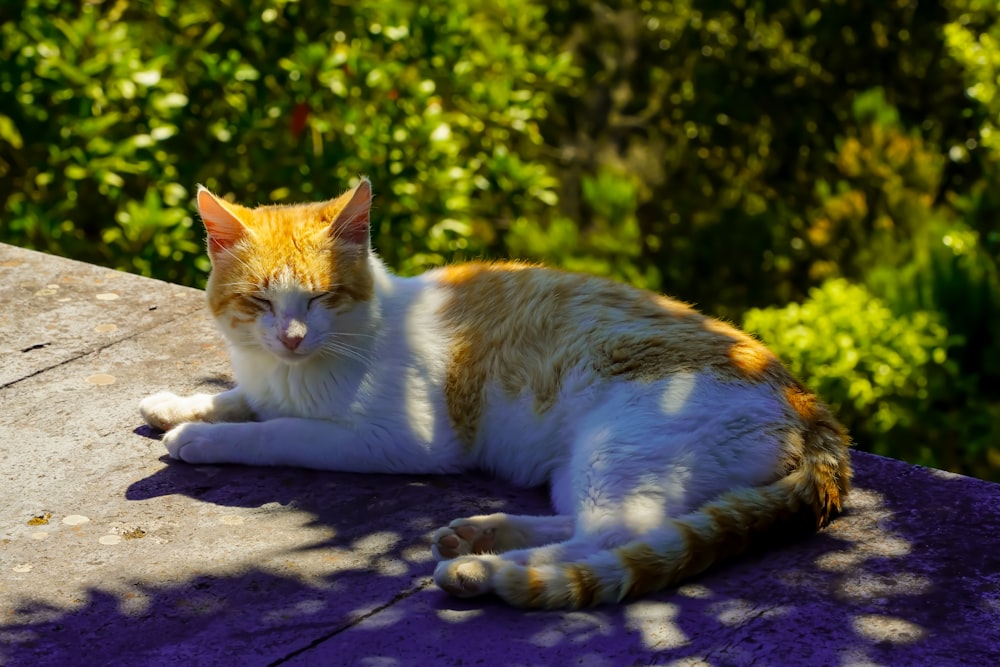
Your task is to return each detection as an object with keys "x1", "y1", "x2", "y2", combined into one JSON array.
[
  {"x1": 279, "y1": 319, "x2": 307, "y2": 351},
  {"x1": 279, "y1": 333, "x2": 304, "y2": 350}
]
